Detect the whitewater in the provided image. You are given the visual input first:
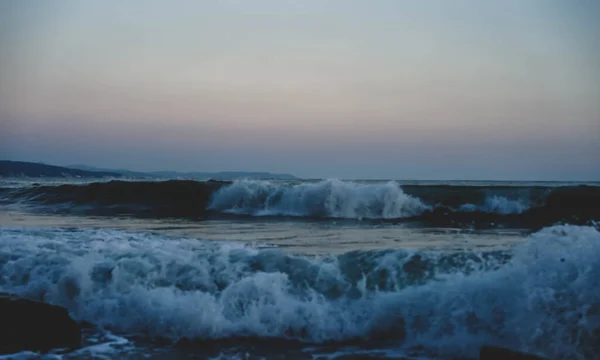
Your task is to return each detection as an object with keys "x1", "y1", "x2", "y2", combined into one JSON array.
[
  {"x1": 207, "y1": 179, "x2": 531, "y2": 218},
  {"x1": 1, "y1": 178, "x2": 599, "y2": 359}
]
